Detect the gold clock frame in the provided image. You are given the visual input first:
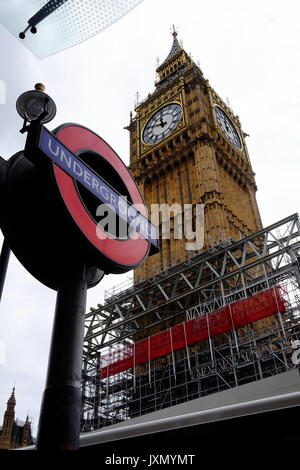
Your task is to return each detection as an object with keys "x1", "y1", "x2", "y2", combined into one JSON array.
[
  {"x1": 141, "y1": 101, "x2": 183, "y2": 146},
  {"x1": 213, "y1": 104, "x2": 243, "y2": 152},
  {"x1": 136, "y1": 80, "x2": 188, "y2": 158}
]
